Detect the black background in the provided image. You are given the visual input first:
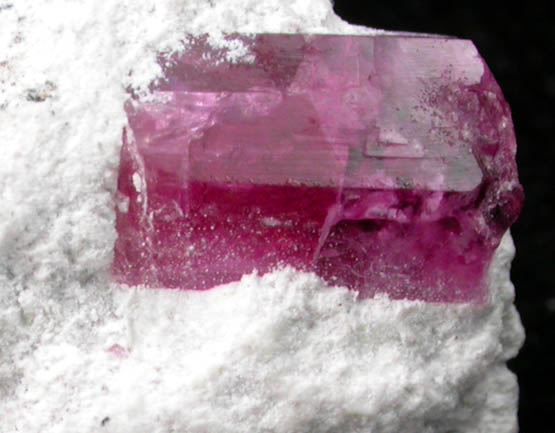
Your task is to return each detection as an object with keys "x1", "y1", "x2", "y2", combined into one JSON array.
[{"x1": 332, "y1": 1, "x2": 554, "y2": 432}]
